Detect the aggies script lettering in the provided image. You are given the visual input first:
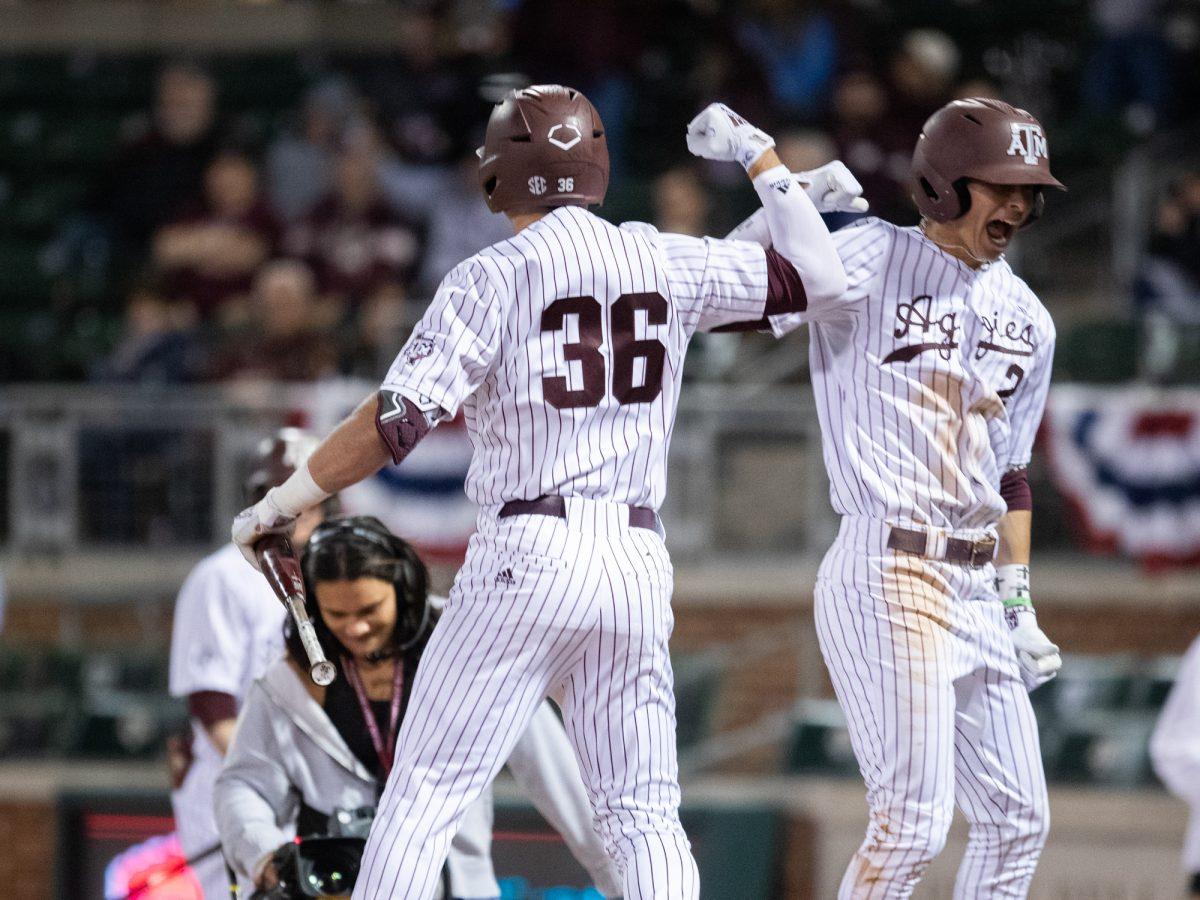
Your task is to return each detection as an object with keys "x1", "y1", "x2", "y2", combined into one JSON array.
[{"x1": 883, "y1": 294, "x2": 959, "y2": 364}]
